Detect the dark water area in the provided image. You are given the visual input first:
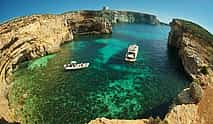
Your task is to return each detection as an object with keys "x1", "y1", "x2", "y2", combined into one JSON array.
[{"x1": 10, "y1": 23, "x2": 189, "y2": 124}]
